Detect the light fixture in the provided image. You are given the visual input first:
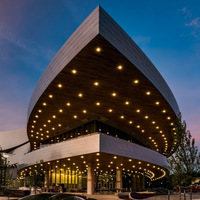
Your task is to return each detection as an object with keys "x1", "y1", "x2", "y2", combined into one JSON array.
[
  {"x1": 152, "y1": 121, "x2": 156, "y2": 124},
  {"x1": 96, "y1": 102, "x2": 100, "y2": 106},
  {"x1": 59, "y1": 109, "x2": 63, "y2": 113},
  {"x1": 162, "y1": 110, "x2": 166, "y2": 113},
  {"x1": 35, "y1": 115, "x2": 38, "y2": 118},
  {"x1": 96, "y1": 47, "x2": 101, "y2": 52},
  {"x1": 155, "y1": 101, "x2": 160, "y2": 105},
  {"x1": 108, "y1": 109, "x2": 112, "y2": 112},
  {"x1": 43, "y1": 102, "x2": 47, "y2": 106},
  {"x1": 66, "y1": 102, "x2": 71, "y2": 106},
  {"x1": 58, "y1": 124, "x2": 62, "y2": 127},
  {"x1": 136, "y1": 125, "x2": 140, "y2": 128},
  {"x1": 112, "y1": 92, "x2": 117, "y2": 97},
  {"x1": 120, "y1": 115, "x2": 124, "y2": 119},
  {"x1": 72, "y1": 69, "x2": 77, "y2": 74},
  {"x1": 83, "y1": 110, "x2": 87, "y2": 113},
  {"x1": 145, "y1": 116, "x2": 148, "y2": 119},
  {"x1": 117, "y1": 65, "x2": 123, "y2": 70},
  {"x1": 52, "y1": 115, "x2": 56, "y2": 118},
  {"x1": 129, "y1": 121, "x2": 133, "y2": 124},
  {"x1": 38, "y1": 110, "x2": 42, "y2": 113},
  {"x1": 49, "y1": 94, "x2": 53, "y2": 98},
  {"x1": 48, "y1": 120, "x2": 51, "y2": 123},
  {"x1": 58, "y1": 84, "x2": 62, "y2": 88},
  {"x1": 136, "y1": 109, "x2": 140, "y2": 113},
  {"x1": 125, "y1": 101, "x2": 129, "y2": 105},
  {"x1": 133, "y1": 80, "x2": 139, "y2": 84},
  {"x1": 74, "y1": 115, "x2": 77, "y2": 118},
  {"x1": 146, "y1": 91, "x2": 151, "y2": 95},
  {"x1": 94, "y1": 82, "x2": 99, "y2": 86},
  {"x1": 78, "y1": 93, "x2": 83, "y2": 97}
]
